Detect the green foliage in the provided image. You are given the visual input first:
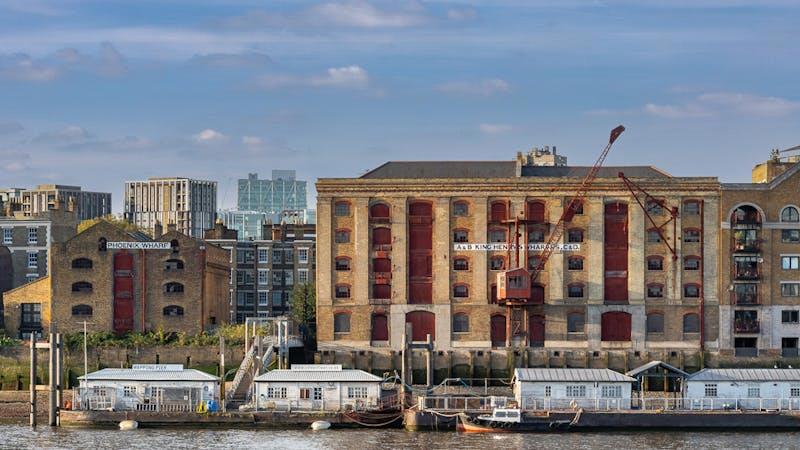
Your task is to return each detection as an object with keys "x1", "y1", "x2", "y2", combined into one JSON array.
[
  {"x1": 0, "y1": 335, "x2": 21, "y2": 347},
  {"x1": 61, "y1": 325, "x2": 248, "y2": 350},
  {"x1": 290, "y1": 282, "x2": 316, "y2": 326},
  {"x1": 77, "y1": 215, "x2": 144, "y2": 235}
]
